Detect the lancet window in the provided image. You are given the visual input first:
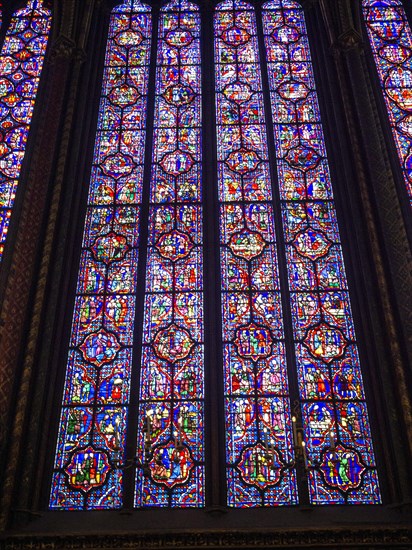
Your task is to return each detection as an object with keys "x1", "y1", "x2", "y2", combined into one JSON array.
[{"x1": 50, "y1": 0, "x2": 381, "y2": 510}]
